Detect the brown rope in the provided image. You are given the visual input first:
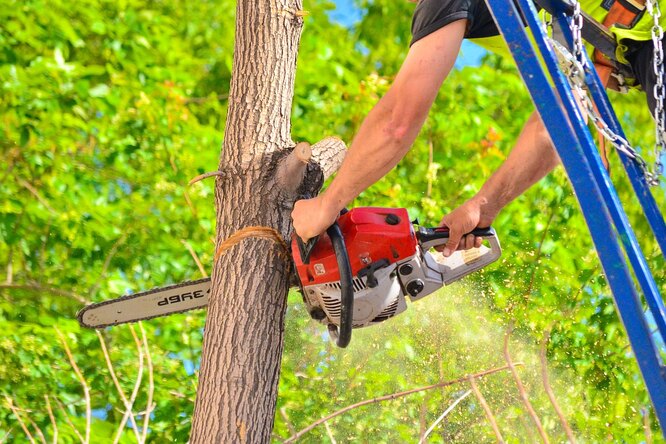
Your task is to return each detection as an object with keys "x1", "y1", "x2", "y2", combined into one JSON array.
[{"x1": 214, "y1": 226, "x2": 291, "y2": 263}]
